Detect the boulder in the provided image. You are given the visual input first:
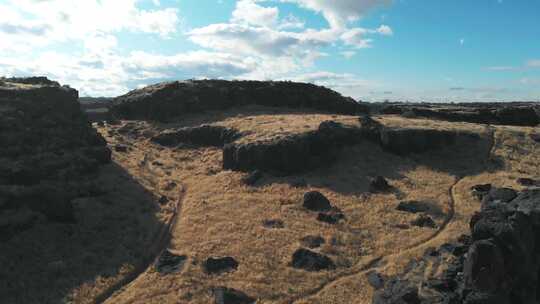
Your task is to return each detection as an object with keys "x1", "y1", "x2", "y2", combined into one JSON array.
[
  {"x1": 155, "y1": 250, "x2": 187, "y2": 274},
  {"x1": 372, "y1": 279, "x2": 421, "y2": 304},
  {"x1": 262, "y1": 219, "x2": 284, "y2": 229},
  {"x1": 516, "y1": 177, "x2": 535, "y2": 186},
  {"x1": 242, "y1": 170, "x2": 262, "y2": 186},
  {"x1": 317, "y1": 209, "x2": 345, "y2": 224},
  {"x1": 303, "y1": 191, "x2": 332, "y2": 212},
  {"x1": 470, "y1": 184, "x2": 492, "y2": 200},
  {"x1": 396, "y1": 201, "x2": 430, "y2": 213},
  {"x1": 410, "y1": 214, "x2": 436, "y2": 228},
  {"x1": 203, "y1": 257, "x2": 239, "y2": 275},
  {"x1": 291, "y1": 248, "x2": 335, "y2": 271},
  {"x1": 213, "y1": 287, "x2": 256, "y2": 304}
]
